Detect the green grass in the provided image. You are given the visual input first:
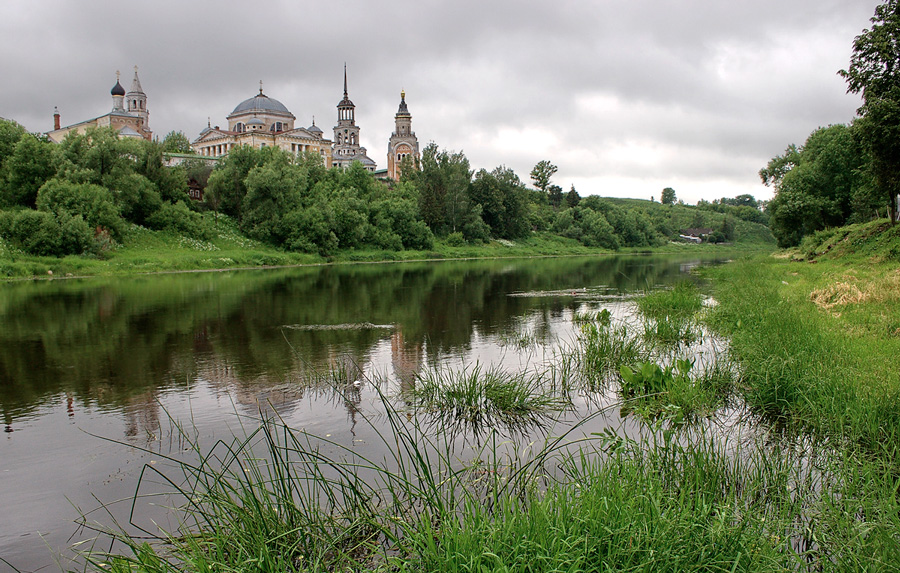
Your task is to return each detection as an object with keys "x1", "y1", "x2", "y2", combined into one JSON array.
[
  {"x1": 403, "y1": 364, "x2": 570, "y2": 436},
  {"x1": 577, "y1": 320, "x2": 647, "y2": 390},
  {"x1": 636, "y1": 281, "x2": 704, "y2": 320},
  {"x1": 0, "y1": 211, "x2": 773, "y2": 280},
  {"x1": 702, "y1": 255, "x2": 900, "y2": 455},
  {"x1": 75, "y1": 393, "x2": 900, "y2": 572},
  {"x1": 635, "y1": 281, "x2": 705, "y2": 347}
]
